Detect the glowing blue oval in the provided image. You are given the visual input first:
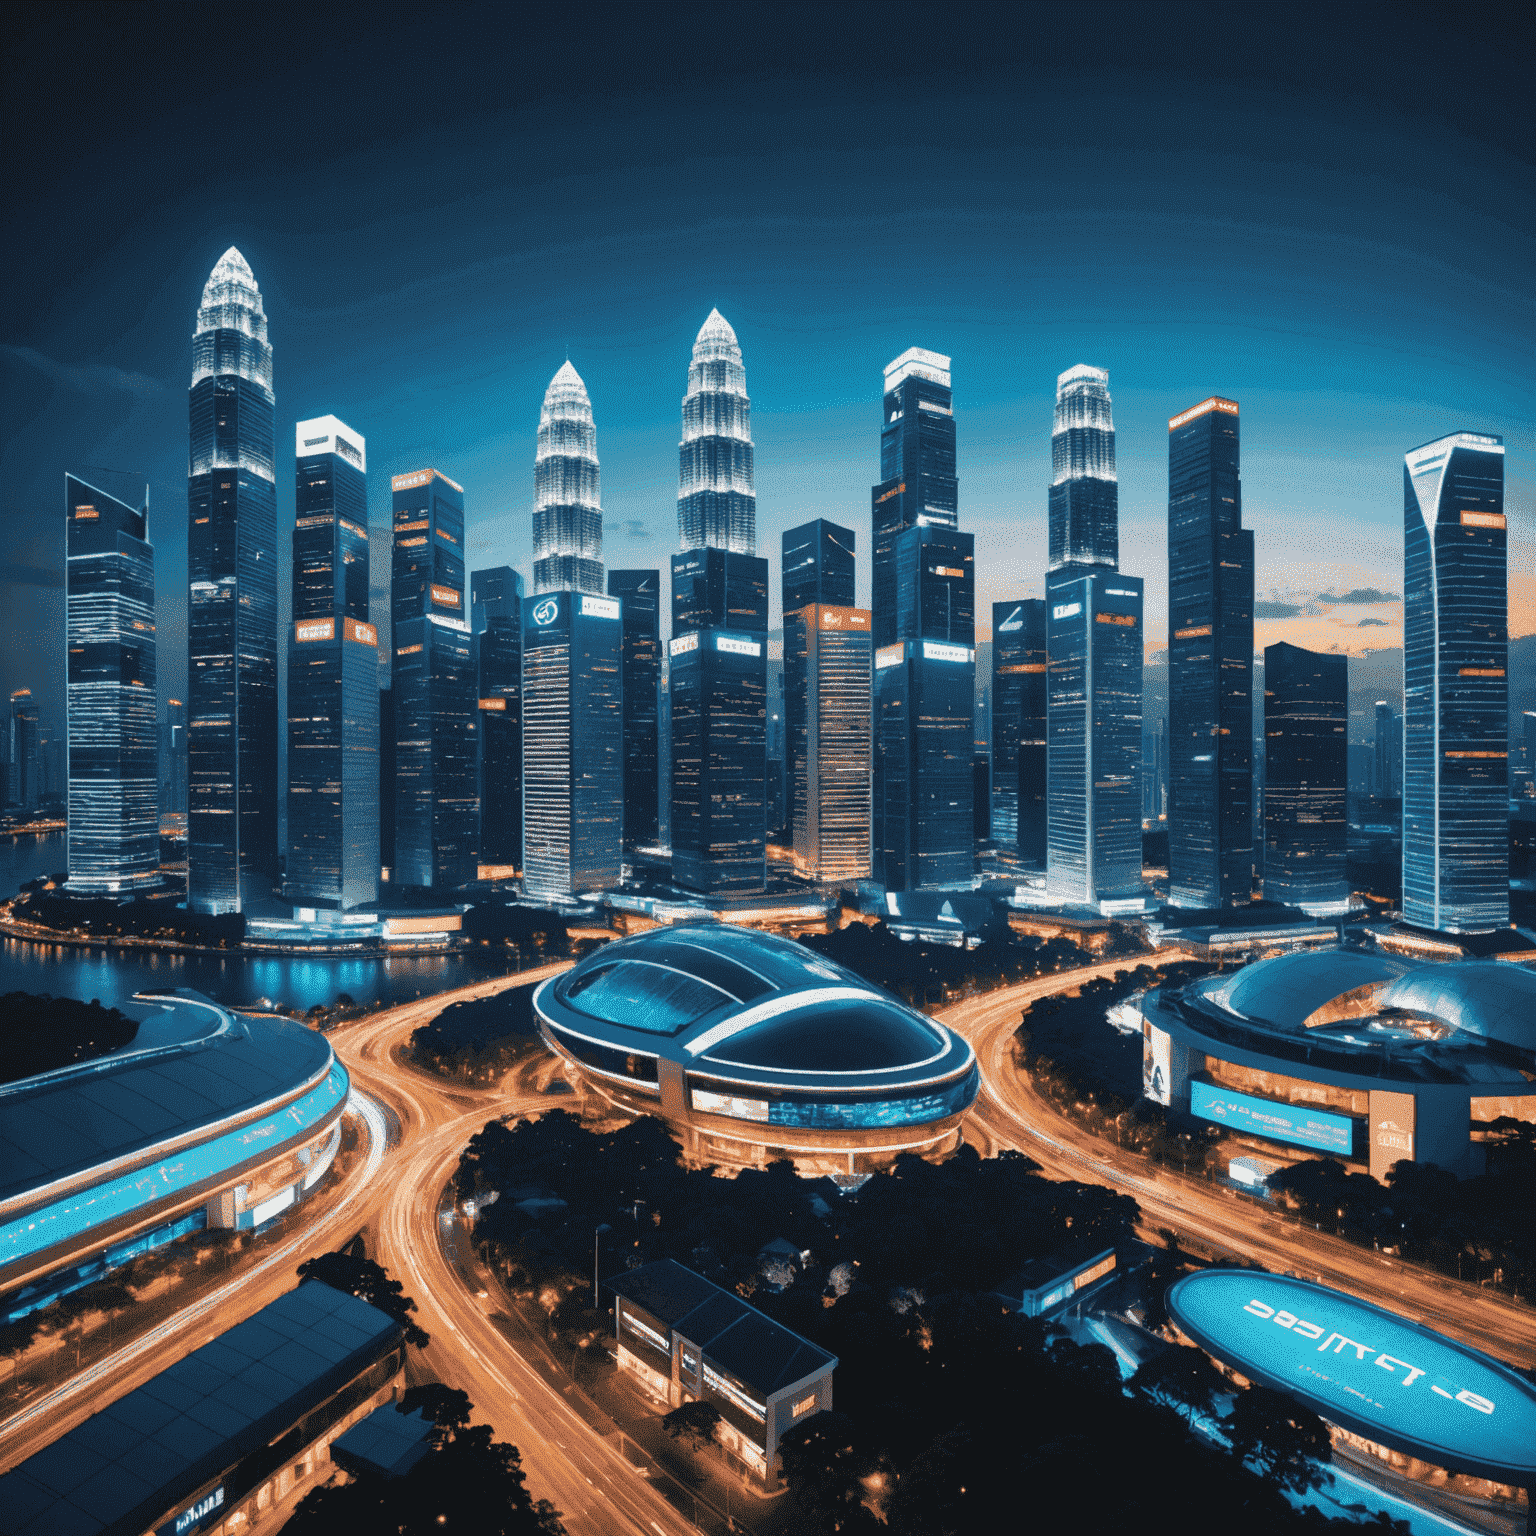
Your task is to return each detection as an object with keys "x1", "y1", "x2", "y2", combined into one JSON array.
[{"x1": 1167, "y1": 1270, "x2": 1536, "y2": 1482}]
